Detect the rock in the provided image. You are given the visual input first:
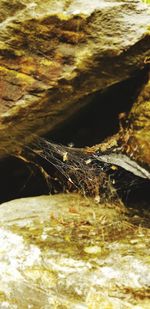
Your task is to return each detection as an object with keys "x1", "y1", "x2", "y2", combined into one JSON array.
[
  {"x1": 121, "y1": 77, "x2": 150, "y2": 166},
  {"x1": 86, "y1": 75, "x2": 150, "y2": 170},
  {"x1": 0, "y1": 0, "x2": 150, "y2": 157},
  {"x1": 0, "y1": 193, "x2": 149, "y2": 308}
]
